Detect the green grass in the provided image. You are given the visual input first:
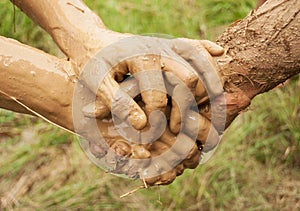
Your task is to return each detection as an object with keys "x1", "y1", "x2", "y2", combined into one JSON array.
[{"x1": 1, "y1": 0, "x2": 300, "y2": 210}]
